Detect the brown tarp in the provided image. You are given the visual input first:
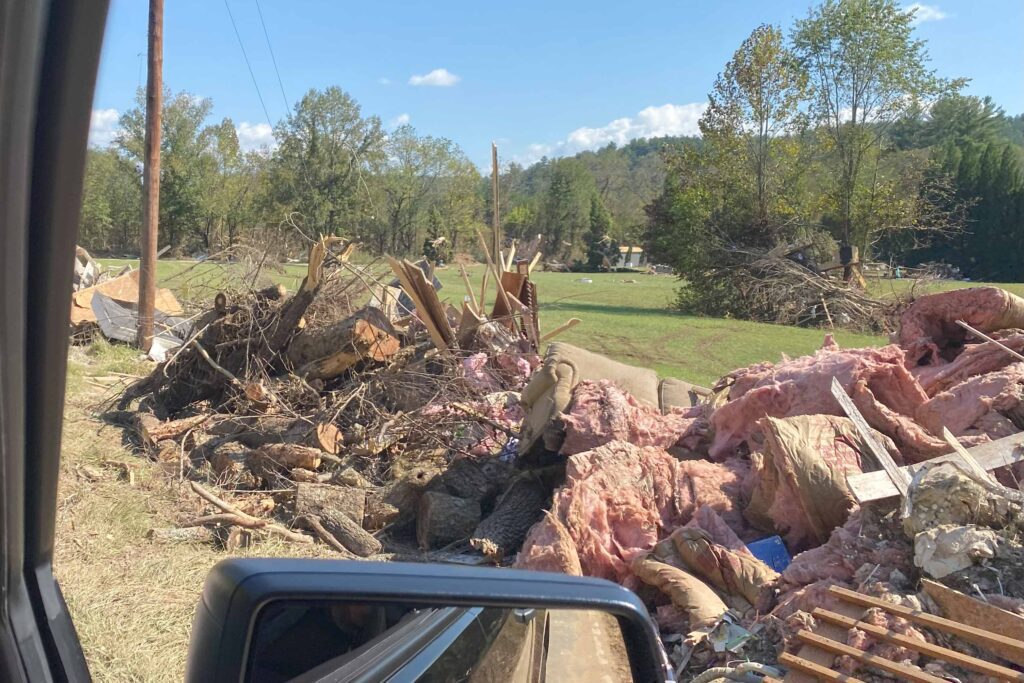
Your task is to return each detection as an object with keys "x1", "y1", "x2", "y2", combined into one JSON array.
[{"x1": 70, "y1": 269, "x2": 182, "y2": 325}]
